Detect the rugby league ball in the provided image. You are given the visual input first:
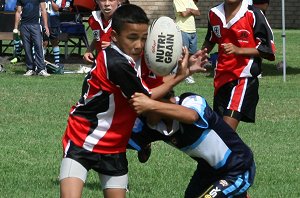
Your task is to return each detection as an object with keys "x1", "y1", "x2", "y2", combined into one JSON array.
[{"x1": 144, "y1": 16, "x2": 182, "y2": 76}]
